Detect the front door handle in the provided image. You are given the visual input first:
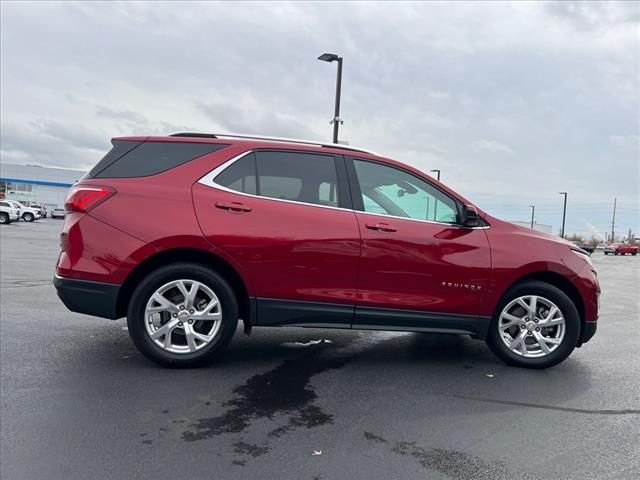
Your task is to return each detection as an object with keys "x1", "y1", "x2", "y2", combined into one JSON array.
[
  {"x1": 365, "y1": 222, "x2": 397, "y2": 233},
  {"x1": 215, "y1": 201, "x2": 252, "y2": 213}
]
